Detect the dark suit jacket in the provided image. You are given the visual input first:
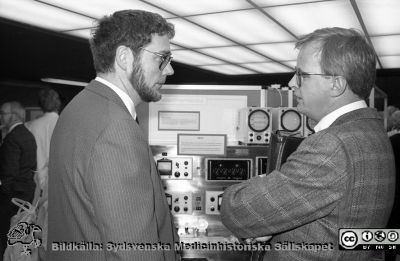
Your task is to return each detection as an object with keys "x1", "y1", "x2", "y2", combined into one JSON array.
[
  {"x1": 221, "y1": 108, "x2": 395, "y2": 261},
  {"x1": 0, "y1": 124, "x2": 36, "y2": 203},
  {"x1": 47, "y1": 80, "x2": 178, "y2": 261}
]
